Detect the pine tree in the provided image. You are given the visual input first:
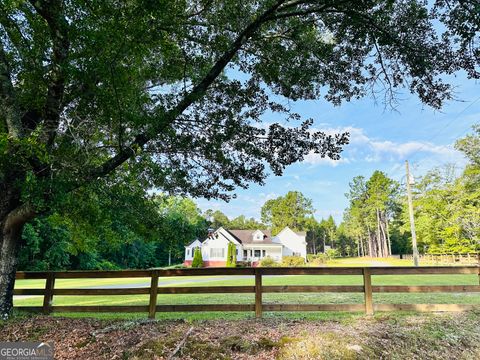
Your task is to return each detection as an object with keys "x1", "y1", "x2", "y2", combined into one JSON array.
[{"x1": 191, "y1": 248, "x2": 203, "y2": 268}]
